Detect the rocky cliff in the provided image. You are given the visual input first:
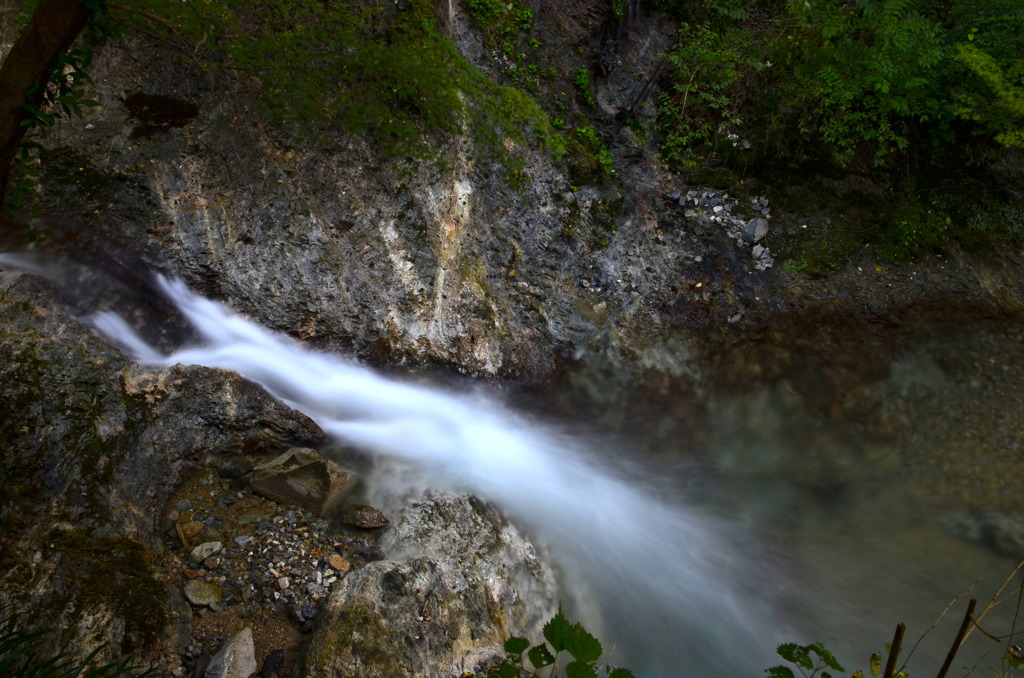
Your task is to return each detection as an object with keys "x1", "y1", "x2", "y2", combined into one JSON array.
[{"x1": 4, "y1": 0, "x2": 1024, "y2": 675}]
